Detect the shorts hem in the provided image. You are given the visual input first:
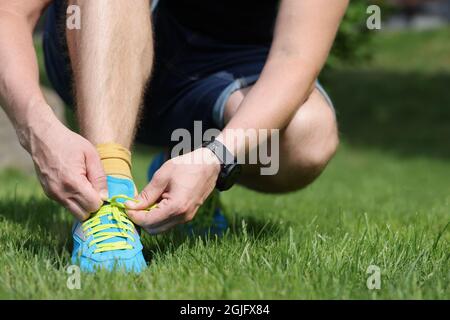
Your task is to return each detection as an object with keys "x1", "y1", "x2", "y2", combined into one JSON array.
[
  {"x1": 212, "y1": 74, "x2": 259, "y2": 129},
  {"x1": 213, "y1": 78, "x2": 335, "y2": 129}
]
